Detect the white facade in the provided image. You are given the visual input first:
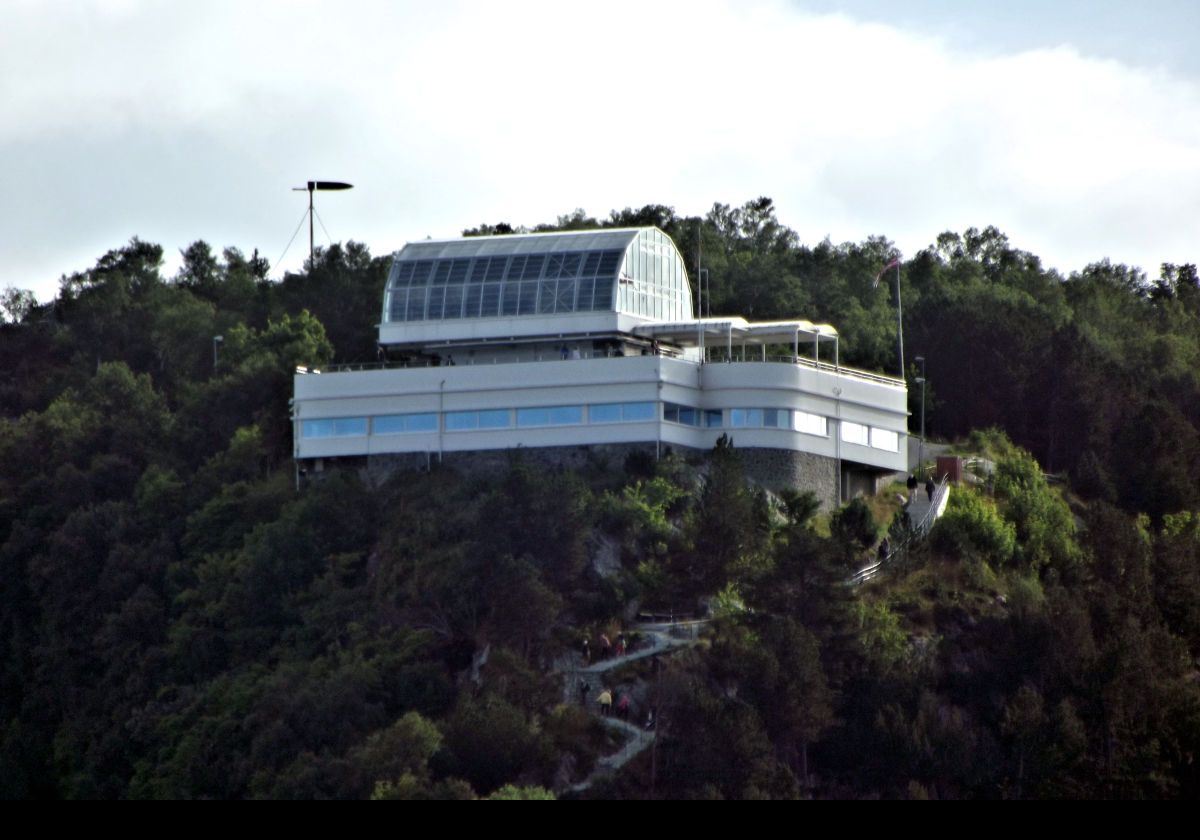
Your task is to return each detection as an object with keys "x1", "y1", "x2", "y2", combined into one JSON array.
[
  {"x1": 293, "y1": 356, "x2": 907, "y2": 474},
  {"x1": 292, "y1": 227, "x2": 910, "y2": 489}
]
